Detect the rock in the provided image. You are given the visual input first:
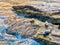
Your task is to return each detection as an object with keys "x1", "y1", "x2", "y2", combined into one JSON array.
[
  {"x1": 12, "y1": 5, "x2": 60, "y2": 24},
  {"x1": 4, "y1": 17, "x2": 60, "y2": 45},
  {"x1": 0, "y1": 2, "x2": 16, "y2": 18},
  {"x1": 51, "y1": 30, "x2": 60, "y2": 37},
  {"x1": 5, "y1": 18, "x2": 44, "y2": 37},
  {"x1": 0, "y1": 0, "x2": 60, "y2": 45}
]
